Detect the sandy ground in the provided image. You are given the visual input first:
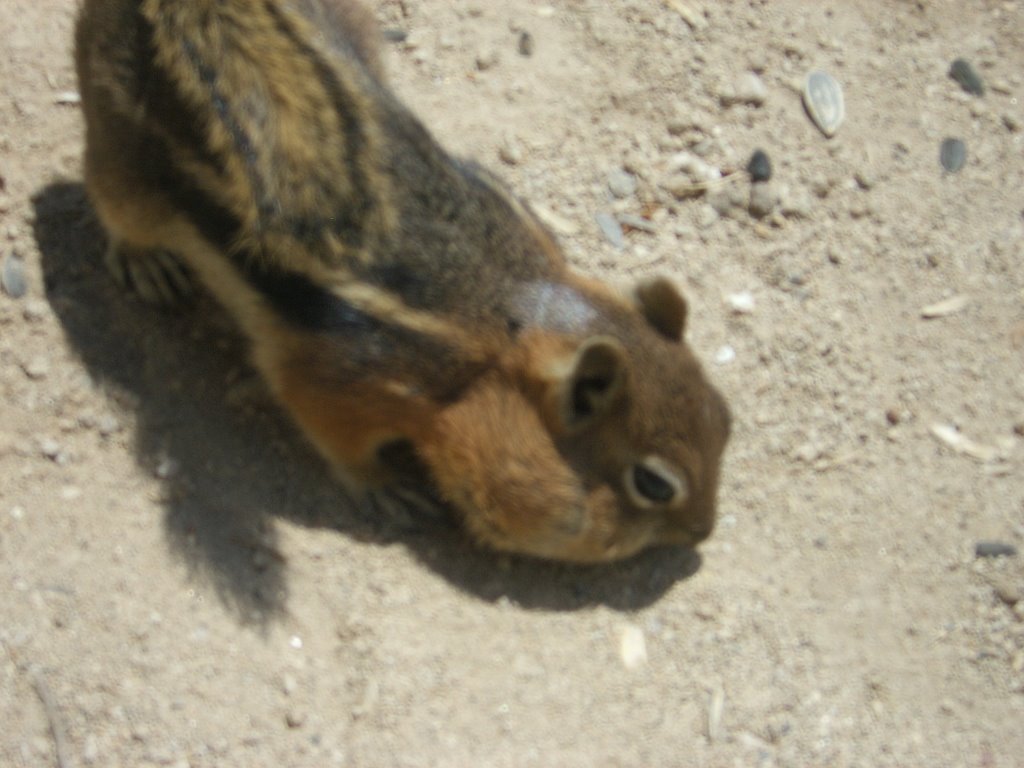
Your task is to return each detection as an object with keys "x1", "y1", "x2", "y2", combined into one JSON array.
[{"x1": 2, "y1": 0, "x2": 1024, "y2": 766}]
